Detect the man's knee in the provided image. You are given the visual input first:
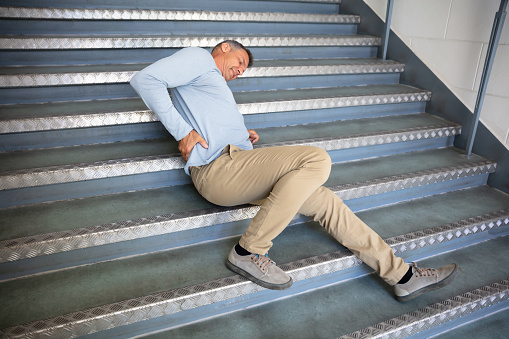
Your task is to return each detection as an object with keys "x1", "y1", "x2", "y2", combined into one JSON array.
[{"x1": 306, "y1": 146, "x2": 331, "y2": 181}]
